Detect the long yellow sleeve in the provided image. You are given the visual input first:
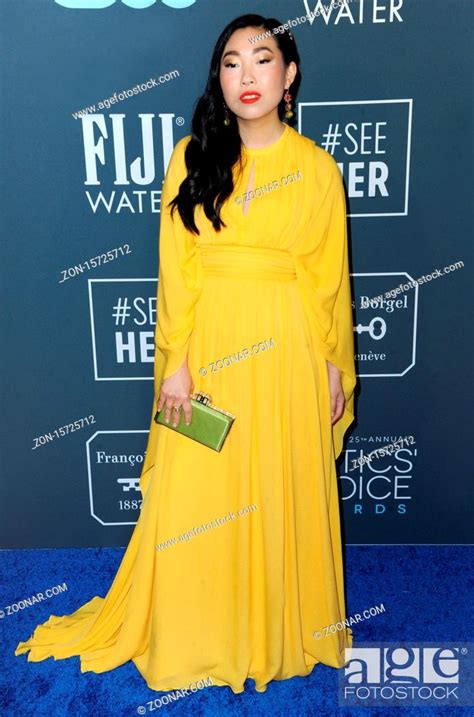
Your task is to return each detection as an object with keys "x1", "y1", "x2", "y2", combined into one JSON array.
[
  {"x1": 293, "y1": 154, "x2": 357, "y2": 460},
  {"x1": 154, "y1": 136, "x2": 203, "y2": 387}
]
